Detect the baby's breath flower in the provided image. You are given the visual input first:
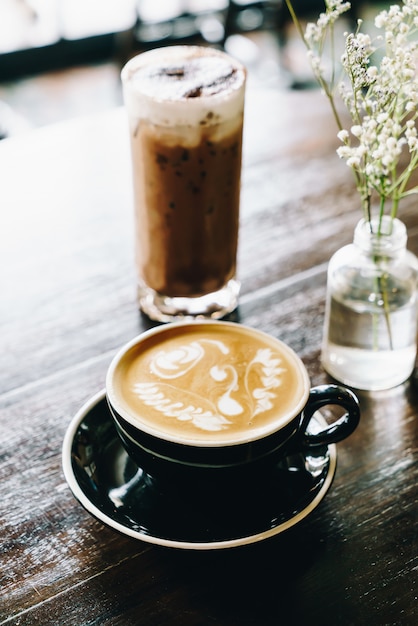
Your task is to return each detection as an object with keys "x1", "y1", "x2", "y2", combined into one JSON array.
[
  {"x1": 305, "y1": 22, "x2": 320, "y2": 44},
  {"x1": 367, "y1": 66, "x2": 378, "y2": 80},
  {"x1": 337, "y1": 146, "x2": 351, "y2": 158},
  {"x1": 347, "y1": 156, "x2": 361, "y2": 168},
  {"x1": 375, "y1": 14, "x2": 386, "y2": 29},
  {"x1": 286, "y1": 0, "x2": 418, "y2": 220},
  {"x1": 337, "y1": 129, "x2": 350, "y2": 141},
  {"x1": 408, "y1": 137, "x2": 418, "y2": 150}
]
